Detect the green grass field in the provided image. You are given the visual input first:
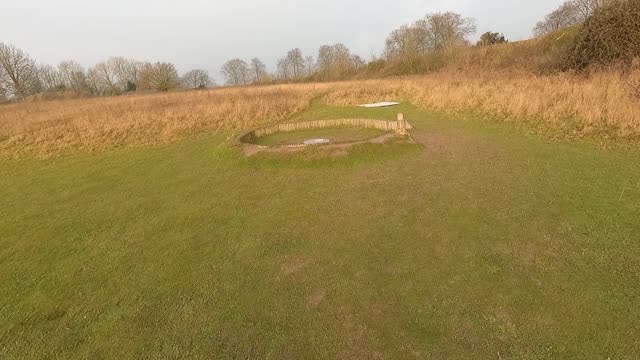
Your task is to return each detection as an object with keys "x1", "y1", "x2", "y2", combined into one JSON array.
[{"x1": 1, "y1": 101, "x2": 639, "y2": 359}]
